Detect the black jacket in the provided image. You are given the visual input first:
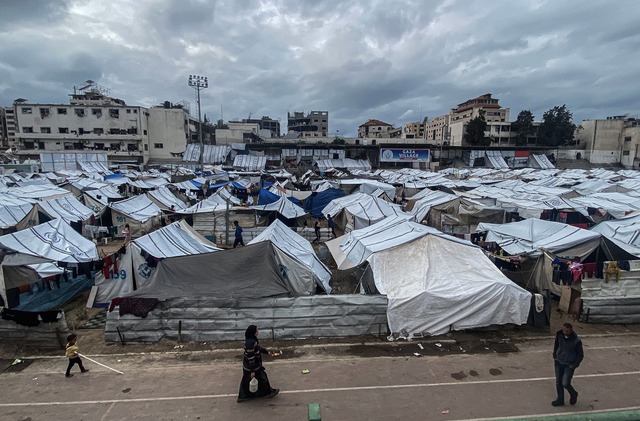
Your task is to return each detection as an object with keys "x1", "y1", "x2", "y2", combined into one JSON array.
[{"x1": 553, "y1": 330, "x2": 584, "y2": 367}]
